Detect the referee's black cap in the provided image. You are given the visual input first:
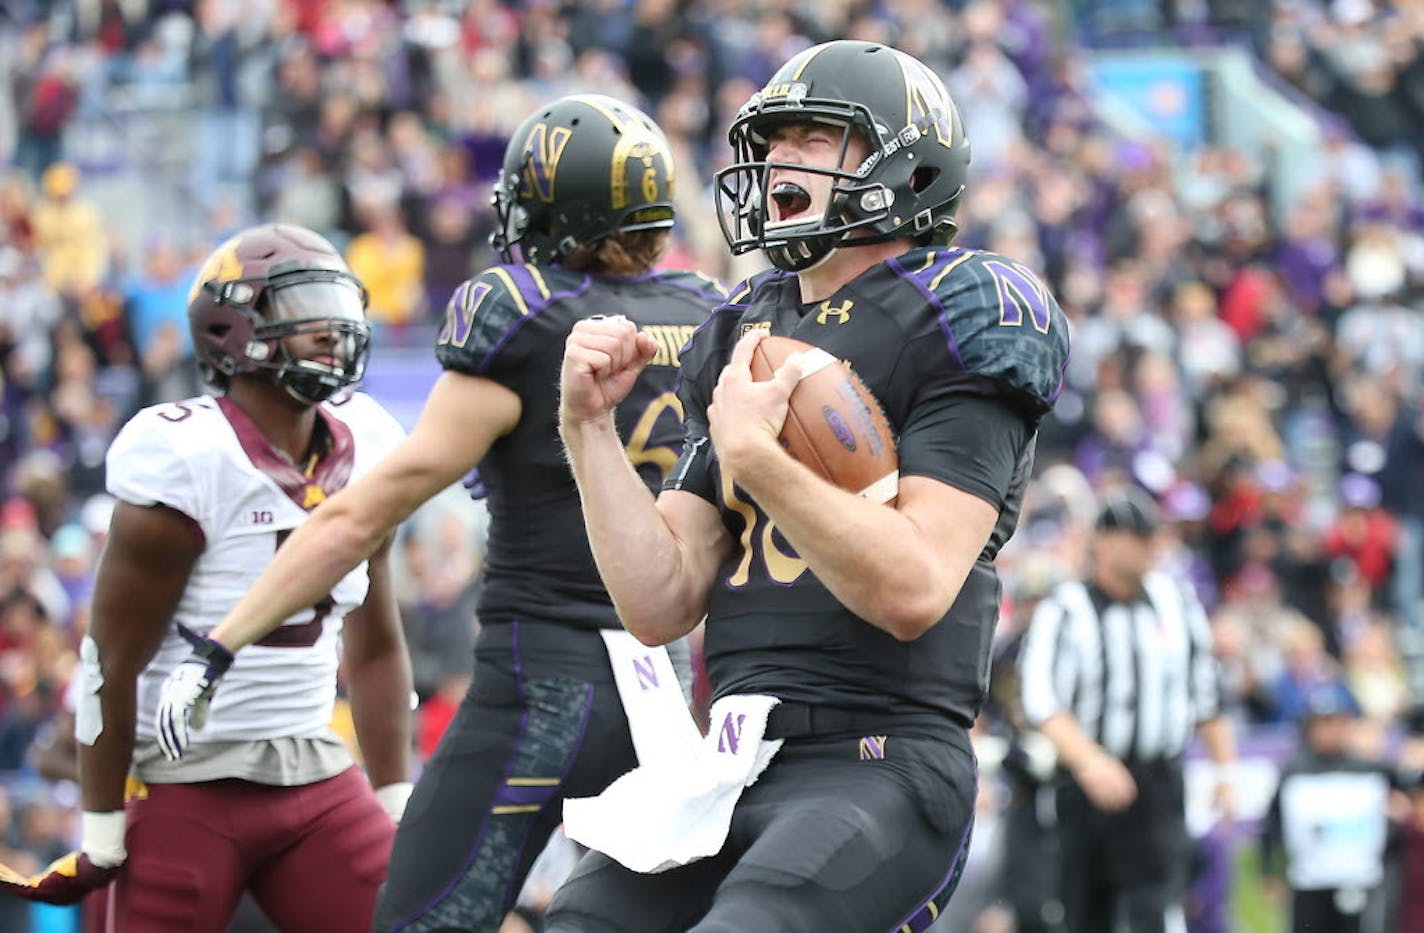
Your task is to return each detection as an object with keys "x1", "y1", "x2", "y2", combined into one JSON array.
[{"x1": 1095, "y1": 487, "x2": 1160, "y2": 537}]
